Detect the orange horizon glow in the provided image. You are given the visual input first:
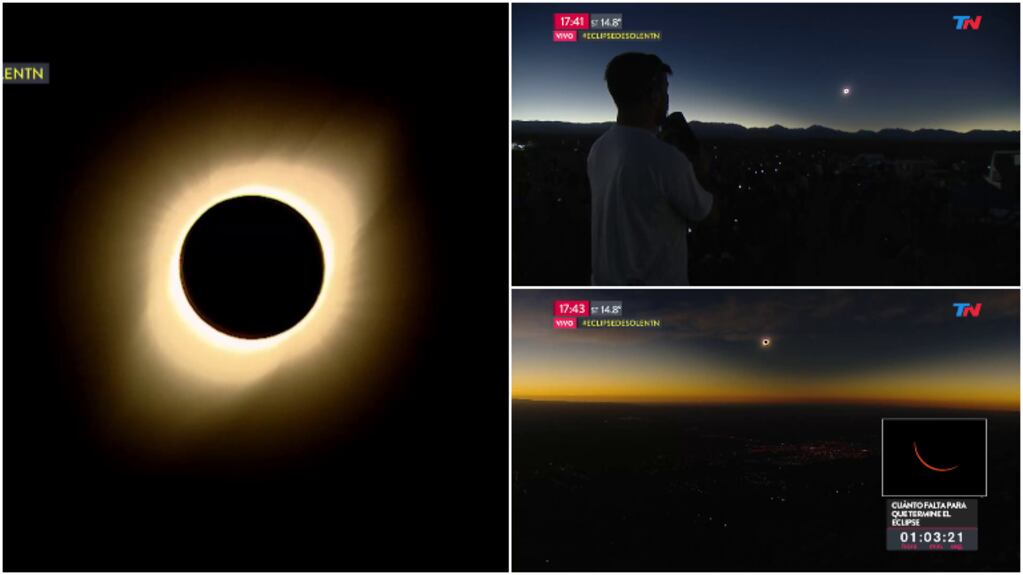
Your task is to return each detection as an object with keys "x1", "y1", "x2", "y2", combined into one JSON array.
[
  {"x1": 512, "y1": 395, "x2": 1020, "y2": 413},
  {"x1": 513, "y1": 361, "x2": 1020, "y2": 413}
]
